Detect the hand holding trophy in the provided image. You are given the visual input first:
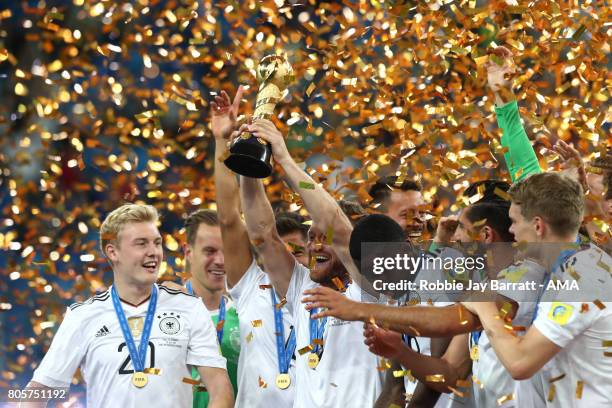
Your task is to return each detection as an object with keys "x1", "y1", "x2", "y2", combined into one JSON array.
[{"x1": 223, "y1": 54, "x2": 294, "y2": 178}]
